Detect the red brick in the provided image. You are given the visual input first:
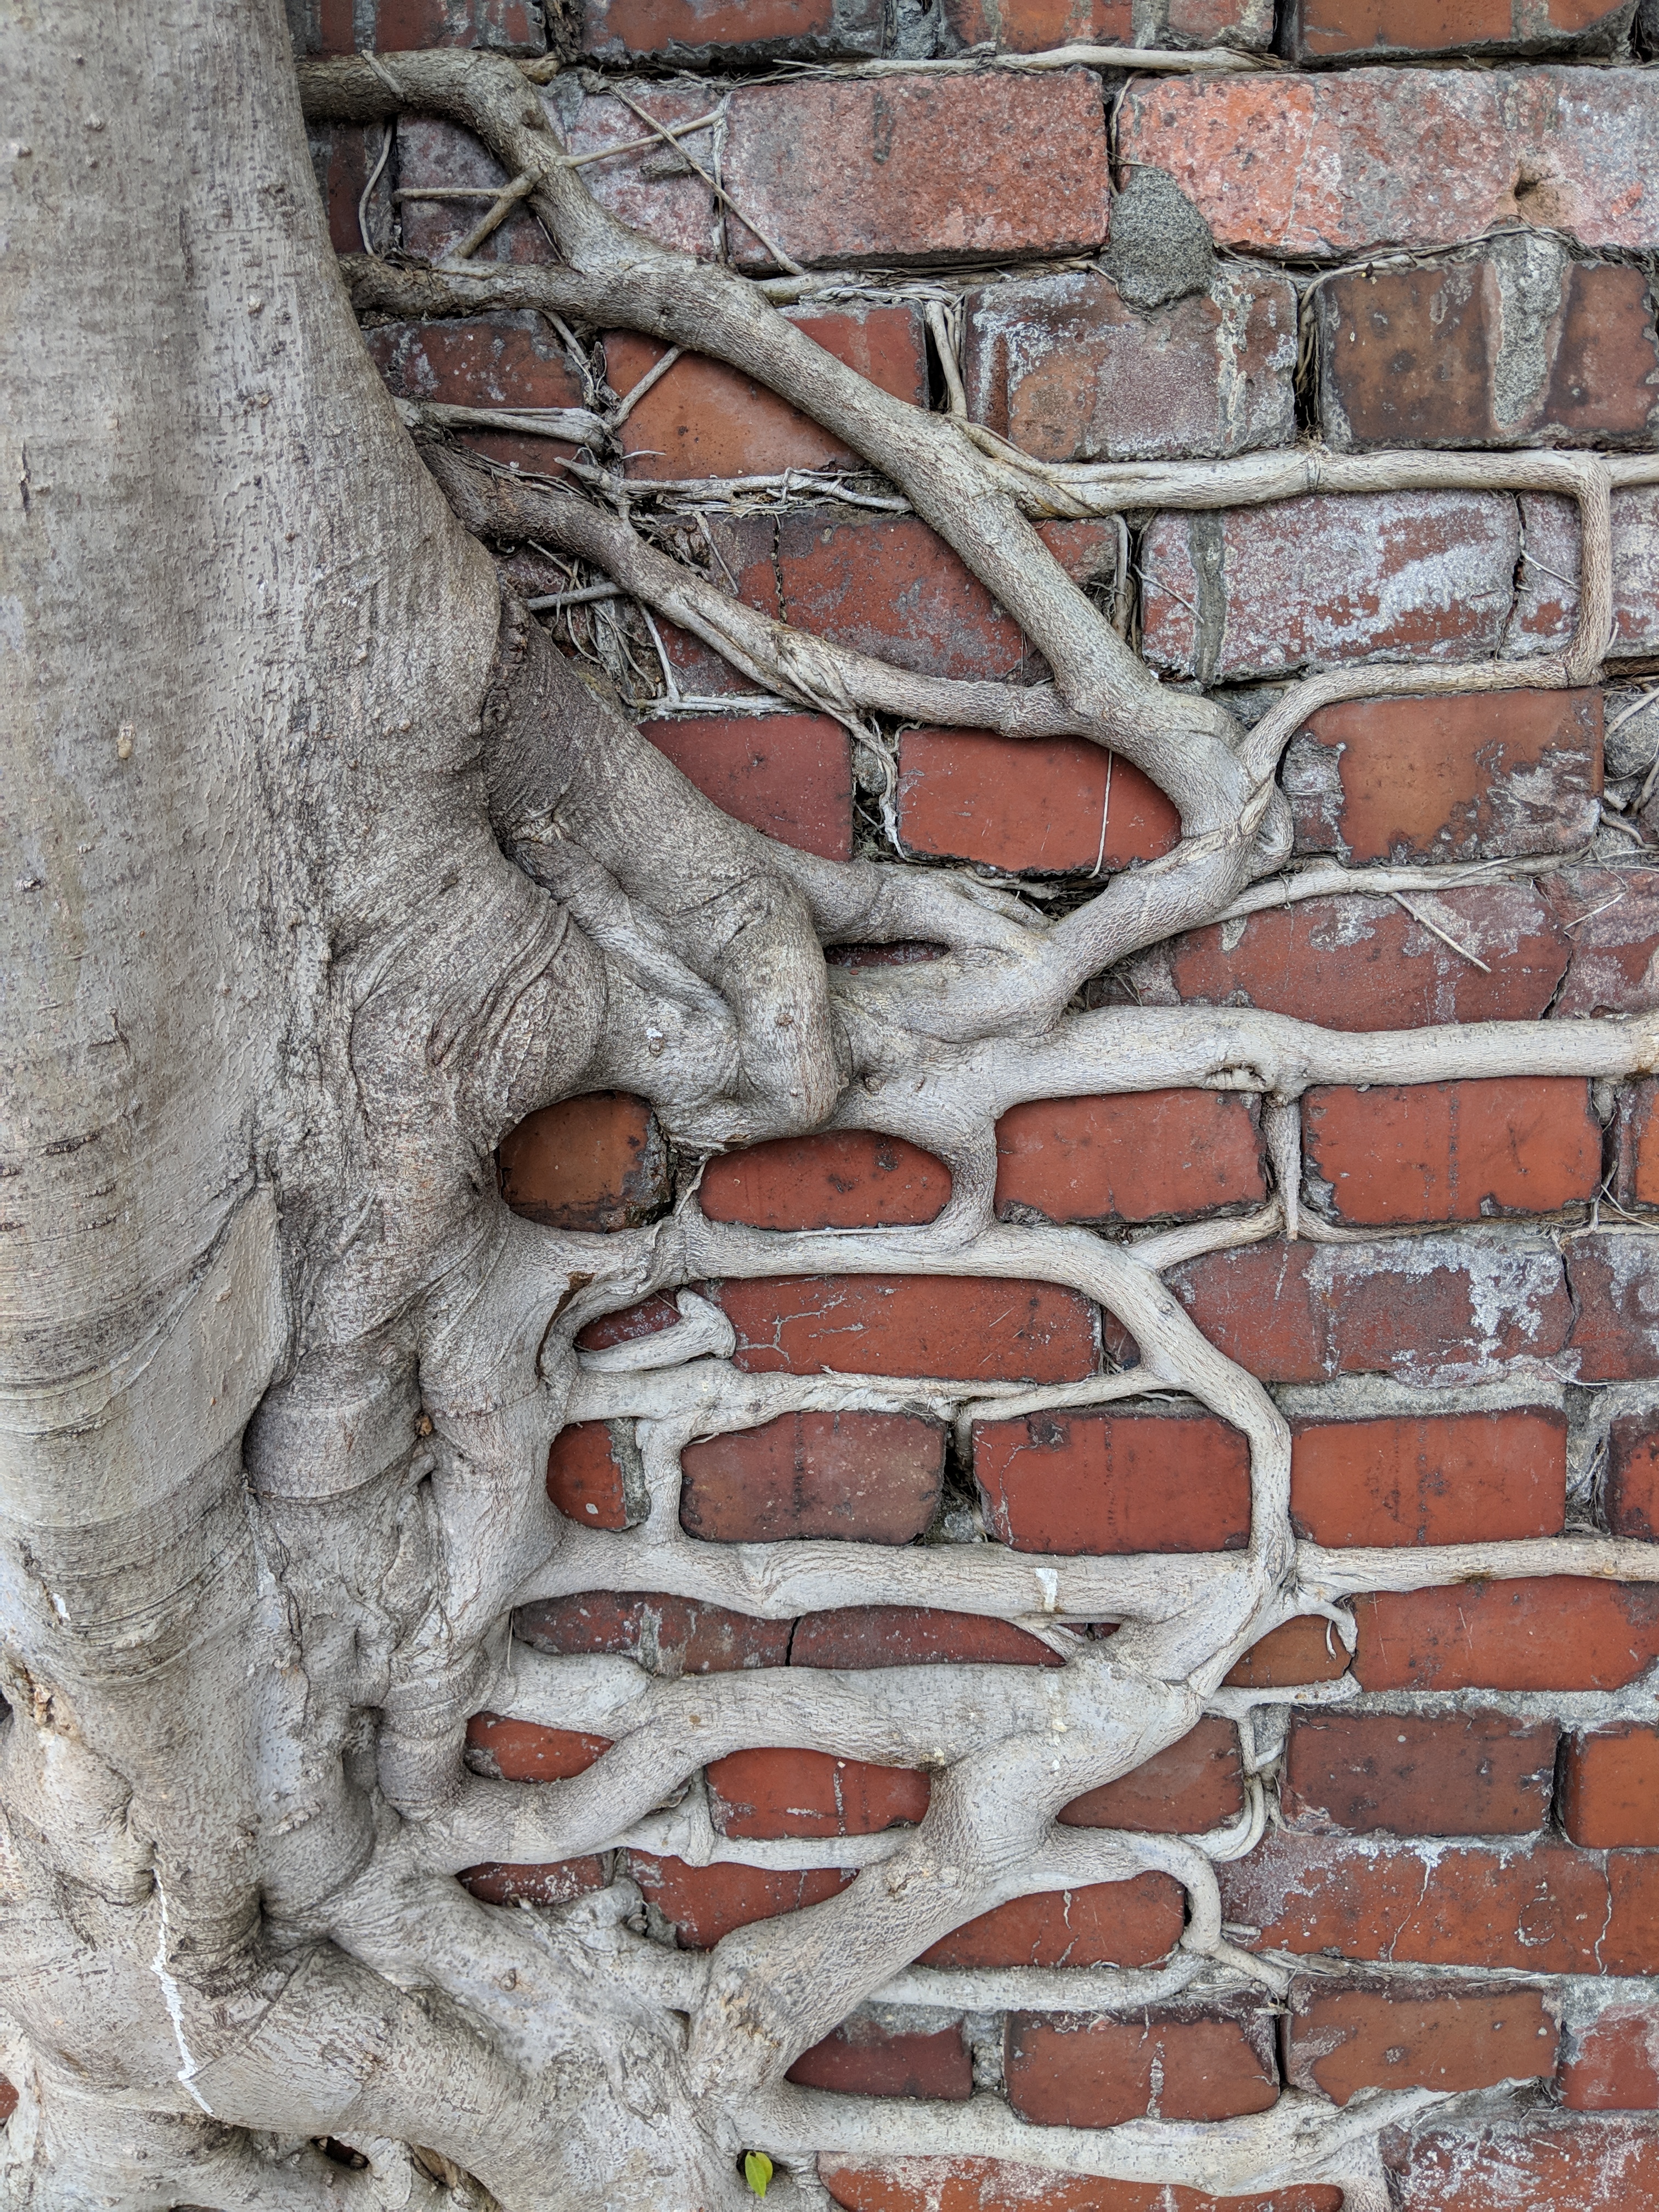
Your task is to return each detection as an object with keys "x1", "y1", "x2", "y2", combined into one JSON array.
[
  {"x1": 576, "y1": 1291, "x2": 682, "y2": 1355},
  {"x1": 963, "y1": 268, "x2": 1296, "y2": 464},
  {"x1": 944, "y1": 0, "x2": 1132, "y2": 48},
  {"x1": 366, "y1": 312, "x2": 587, "y2": 474},
  {"x1": 546, "y1": 1420, "x2": 631, "y2": 1531},
  {"x1": 791, "y1": 1605, "x2": 1062, "y2": 1669},
  {"x1": 918, "y1": 1872, "x2": 1185, "y2": 1968},
  {"x1": 641, "y1": 713, "x2": 853, "y2": 861},
  {"x1": 707, "y1": 1747, "x2": 930, "y2": 1838},
  {"x1": 305, "y1": 0, "x2": 545, "y2": 50},
  {"x1": 1353, "y1": 1580, "x2": 1659, "y2": 1693},
  {"x1": 607, "y1": 303, "x2": 927, "y2": 480},
  {"x1": 699, "y1": 1131, "x2": 949, "y2": 1232},
  {"x1": 1510, "y1": 486, "x2": 1659, "y2": 659},
  {"x1": 306, "y1": 122, "x2": 392, "y2": 257},
  {"x1": 1286, "y1": 0, "x2": 1629, "y2": 59},
  {"x1": 1059, "y1": 1717, "x2": 1245, "y2": 1833},
  {"x1": 680, "y1": 1411, "x2": 945, "y2": 1544},
  {"x1": 1303, "y1": 1077, "x2": 1601, "y2": 1229},
  {"x1": 1005, "y1": 2004, "x2": 1278, "y2": 2129},
  {"x1": 1119, "y1": 71, "x2": 1659, "y2": 259},
  {"x1": 1141, "y1": 493, "x2": 1518, "y2": 682},
  {"x1": 1609, "y1": 1851, "x2": 1659, "y2": 1973},
  {"x1": 1615, "y1": 1081, "x2": 1659, "y2": 1211},
  {"x1": 498, "y1": 1092, "x2": 668, "y2": 1231},
  {"x1": 515, "y1": 1591, "x2": 792, "y2": 1674},
  {"x1": 627, "y1": 1853, "x2": 855, "y2": 1947},
  {"x1": 396, "y1": 118, "x2": 553, "y2": 265},
  {"x1": 464, "y1": 1713, "x2": 610, "y2": 1781},
  {"x1": 771, "y1": 510, "x2": 1118, "y2": 686},
  {"x1": 994, "y1": 1091, "x2": 1266, "y2": 1224},
  {"x1": 1546, "y1": 867, "x2": 1659, "y2": 1019},
  {"x1": 1567, "y1": 1233, "x2": 1659, "y2": 1380},
  {"x1": 1289, "y1": 1408, "x2": 1567, "y2": 1547},
  {"x1": 1561, "y1": 1725, "x2": 1659, "y2": 1848},
  {"x1": 787, "y1": 2016, "x2": 973, "y2": 2101},
  {"x1": 1141, "y1": 889, "x2": 1571, "y2": 1033},
  {"x1": 1224, "y1": 1615, "x2": 1352, "y2": 1690},
  {"x1": 1167, "y1": 1238, "x2": 1572, "y2": 1387},
  {"x1": 584, "y1": 0, "x2": 884, "y2": 60},
  {"x1": 974, "y1": 1409, "x2": 1251, "y2": 1556},
  {"x1": 1564, "y1": 2011, "x2": 1659, "y2": 2110},
  {"x1": 1280, "y1": 1712, "x2": 1558, "y2": 1836},
  {"x1": 821, "y1": 2166, "x2": 1341, "y2": 2212},
  {"x1": 1607, "y1": 1412, "x2": 1659, "y2": 1541},
  {"x1": 1219, "y1": 1835, "x2": 1614, "y2": 1972},
  {"x1": 718, "y1": 1275, "x2": 1098, "y2": 1383},
  {"x1": 1388, "y1": 2117, "x2": 1659, "y2": 2211},
  {"x1": 459, "y1": 1857, "x2": 606, "y2": 1905},
  {"x1": 721, "y1": 71, "x2": 1111, "y2": 274},
  {"x1": 1287, "y1": 691, "x2": 1602, "y2": 864},
  {"x1": 1284, "y1": 1983, "x2": 1558, "y2": 2105},
  {"x1": 896, "y1": 730, "x2": 1179, "y2": 874},
  {"x1": 1316, "y1": 258, "x2": 1659, "y2": 447}
]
